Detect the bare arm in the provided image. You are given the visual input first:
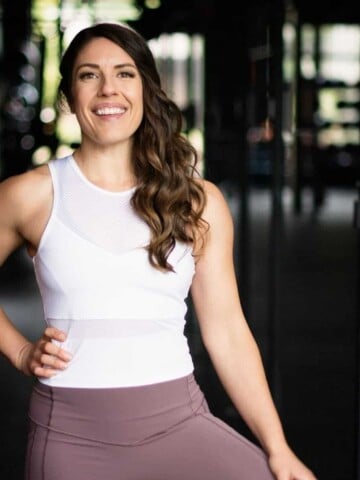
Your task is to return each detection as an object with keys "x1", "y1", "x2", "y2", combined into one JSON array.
[
  {"x1": 191, "y1": 180, "x2": 316, "y2": 480},
  {"x1": 0, "y1": 170, "x2": 70, "y2": 376},
  {"x1": 0, "y1": 174, "x2": 34, "y2": 372}
]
